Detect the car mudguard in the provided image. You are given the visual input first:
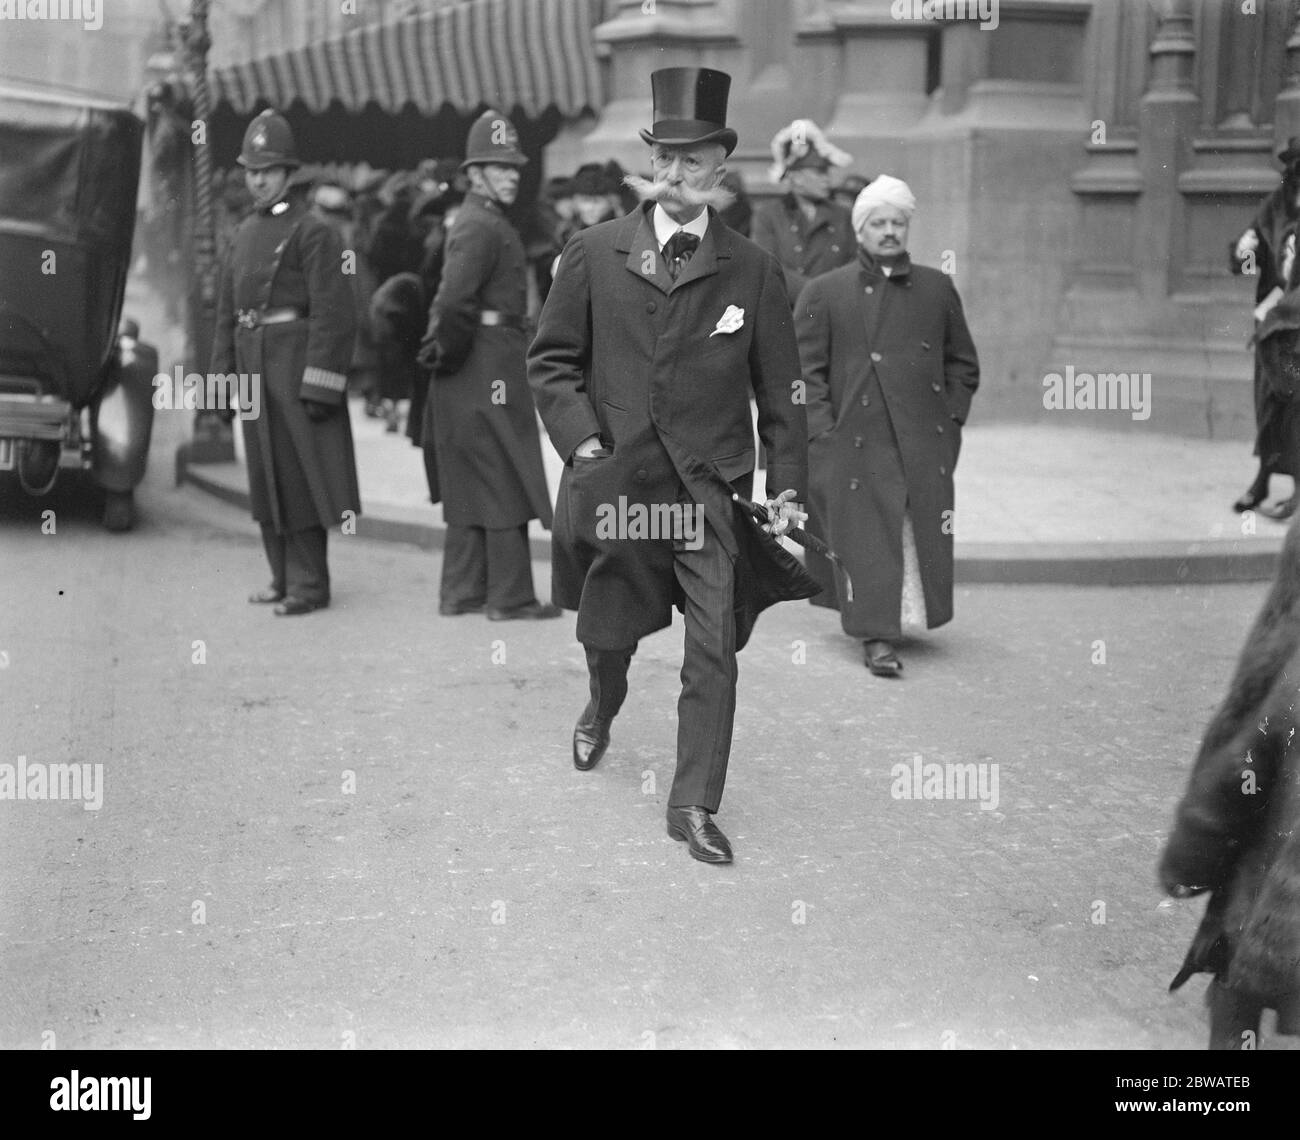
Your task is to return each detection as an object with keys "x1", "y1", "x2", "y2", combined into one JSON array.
[{"x1": 90, "y1": 335, "x2": 158, "y2": 493}]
